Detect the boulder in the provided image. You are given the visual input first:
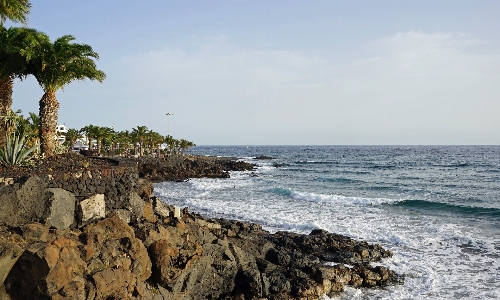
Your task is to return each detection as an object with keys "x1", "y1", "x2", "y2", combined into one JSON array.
[
  {"x1": 0, "y1": 176, "x2": 47, "y2": 227},
  {"x1": 152, "y1": 197, "x2": 171, "y2": 219},
  {"x1": 77, "y1": 194, "x2": 105, "y2": 227},
  {"x1": 92, "y1": 268, "x2": 136, "y2": 299},
  {"x1": 0, "y1": 239, "x2": 24, "y2": 285},
  {"x1": 82, "y1": 216, "x2": 152, "y2": 282},
  {"x1": 5, "y1": 237, "x2": 87, "y2": 298},
  {"x1": 42, "y1": 188, "x2": 76, "y2": 230},
  {"x1": 122, "y1": 192, "x2": 144, "y2": 221}
]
